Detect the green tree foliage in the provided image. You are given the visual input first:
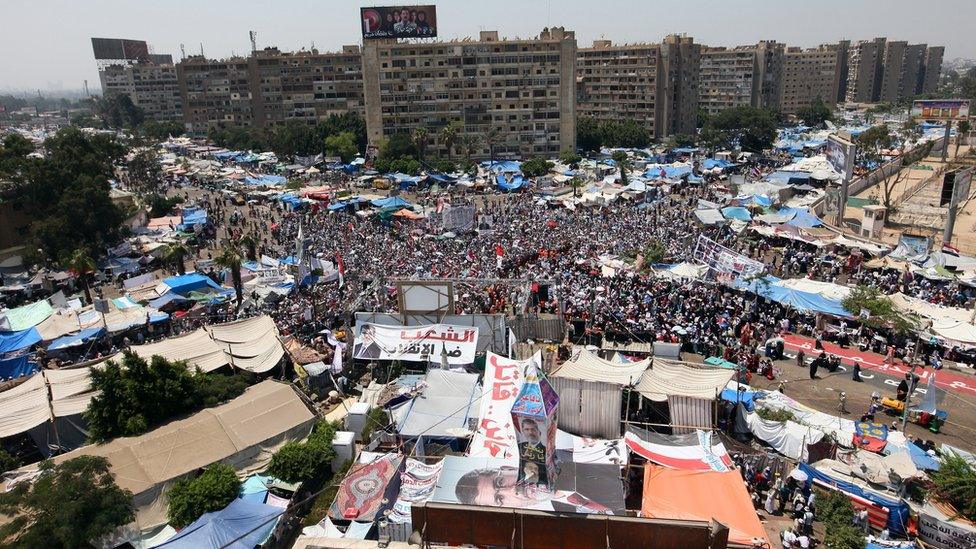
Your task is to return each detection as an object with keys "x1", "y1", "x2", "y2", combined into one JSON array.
[
  {"x1": 146, "y1": 194, "x2": 183, "y2": 217},
  {"x1": 930, "y1": 454, "x2": 976, "y2": 521},
  {"x1": 0, "y1": 133, "x2": 34, "y2": 179},
  {"x1": 520, "y1": 156, "x2": 555, "y2": 178},
  {"x1": 269, "y1": 120, "x2": 318, "y2": 158},
  {"x1": 324, "y1": 131, "x2": 359, "y2": 162},
  {"x1": 126, "y1": 148, "x2": 163, "y2": 196},
  {"x1": 842, "y1": 285, "x2": 918, "y2": 335},
  {"x1": 382, "y1": 133, "x2": 419, "y2": 160},
  {"x1": 141, "y1": 120, "x2": 185, "y2": 141},
  {"x1": 818, "y1": 490, "x2": 865, "y2": 549},
  {"x1": 702, "y1": 106, "x2": 778, "y2": 152},
  {"x1": 0, "y1": 450, "x2": 18, "y2": 474},
  {"x1": 611, "y1": 150, "x2": 631, "y2": 185},
  {"x1": 439, "y1": 121, "x2": 461, "y2": 159},
  {"x1": 62, "y1": 249, "x2": 97, "y2": 304},
  {"x1": 314, "y1": 112, "x2": 368, "y2": 153},
  {"x1": 208, "y1": 126, "x2": 270, "y2": 152},
  {"x1": 576, "y1": 117, "x2": 603, "y2": 152},
  {"x1": 431, "y1": 159, "x2": 456, "y2": 173},
  {"x1": 216, "y1": 243, "x2": 245, "y2": 307},
  {"x1": 267, "y1": 420, "x2": 340, "y2": 483},
  {"x1": 796, "y1": 98, "x2": 833, "y2": 127},
  {"x1": 601, "y1": 120, "x2": 650, "y2": 149},
  {"x1": 670, "y1": 134, "x2": 697, "y2": 148},
  {"x1": 84, "y1": 352, "x2": 250, "y2": 442},
  {"x1": 558, "y1": 150, "x2": 582, "y2": 167},
  {"x1": 361, "y1": 408, "x2": 390, "y2": 443},
  {"x1": 642, "y1": 238, "x2": 667, "y2": 264},
  {"x1": 95, "y1": 94, "x2": 145, "y2": 129},
  {"x1": 166, "y1": 463, "x2": 241, "y2": 529},
  {"x1": 0, "y1": 456, "x2": 134, "y2": 548},
  {"x1": 374, "y1": 156, "x2": 421, "y2": 176}
]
